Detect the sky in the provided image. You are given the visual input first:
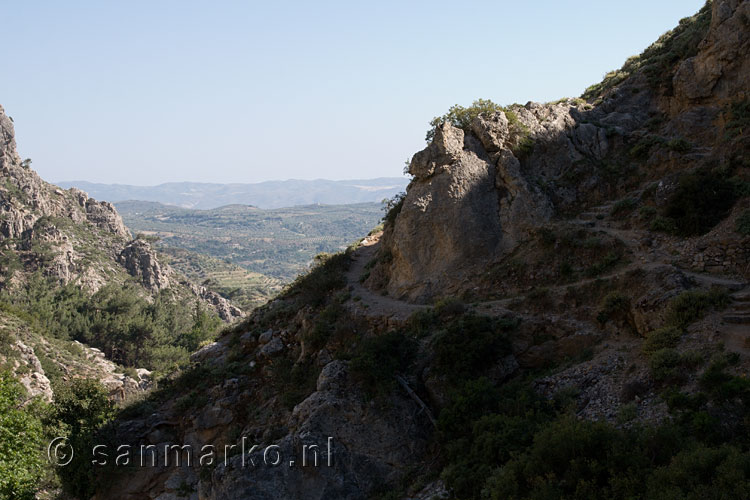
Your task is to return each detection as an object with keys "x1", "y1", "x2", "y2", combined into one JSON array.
[{"x1": 2, "y1": 0, "x2": 706, "y2": 185}]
